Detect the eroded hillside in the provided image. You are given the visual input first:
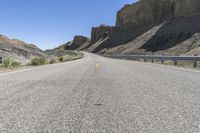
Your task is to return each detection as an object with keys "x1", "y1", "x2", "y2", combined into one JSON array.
[{"x1": 0, "y1": 34, "x2": 47, "y2": 63}]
